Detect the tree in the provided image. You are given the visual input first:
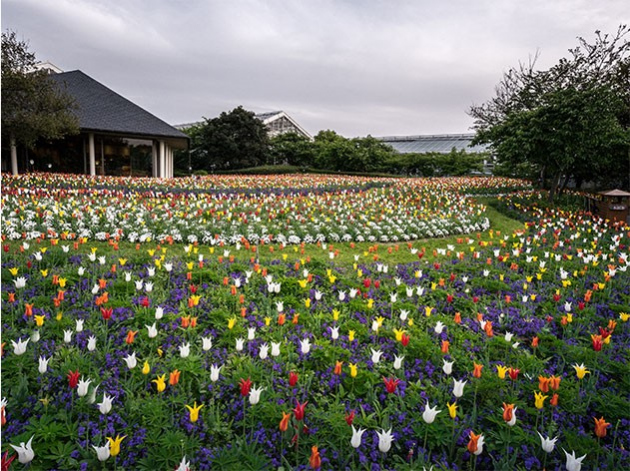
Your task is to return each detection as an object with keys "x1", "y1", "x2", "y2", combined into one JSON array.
[
  {"x1": 268, "y1": 132, "x2": 315, "y2": 167},
  {"x1": 469, "y1": 26, "x2": 630, "y2": 199},
  {"x1": 193, "y1": 106, "x2": 269, "y2": 171},
  {"x1": 2, "y1": 30, "x2": 79, "y2": 174}
]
